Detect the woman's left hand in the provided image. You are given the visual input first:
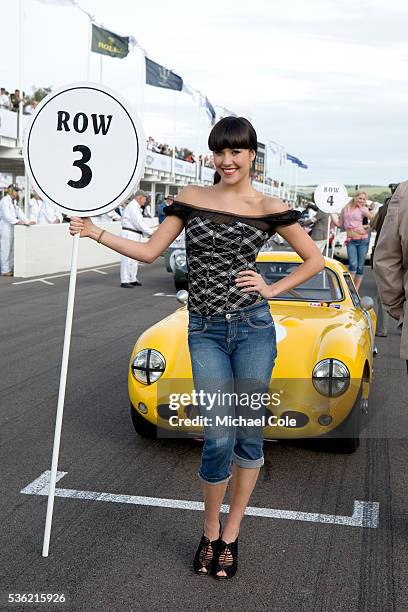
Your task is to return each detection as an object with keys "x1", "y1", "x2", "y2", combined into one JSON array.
[{"x1": 235, "y1": 270, "x2": 274, "y2": 299}]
